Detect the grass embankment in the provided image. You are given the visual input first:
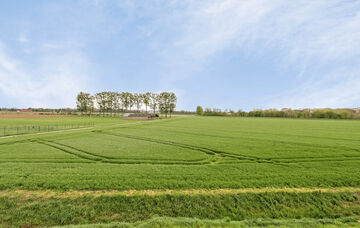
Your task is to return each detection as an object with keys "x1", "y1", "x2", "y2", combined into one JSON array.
[
  {"x1": 1, "y1": 191, "x2": 360, "y2": 227},
  {"x1": 56, "y1": 217, "x2": 360, "y2": 228}
]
